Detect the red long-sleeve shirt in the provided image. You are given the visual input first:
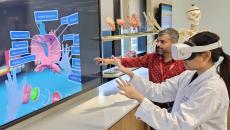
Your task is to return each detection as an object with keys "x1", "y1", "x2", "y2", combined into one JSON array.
[{"x1": 120, "y1": 53, "x2": 185, "y2": 83}]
